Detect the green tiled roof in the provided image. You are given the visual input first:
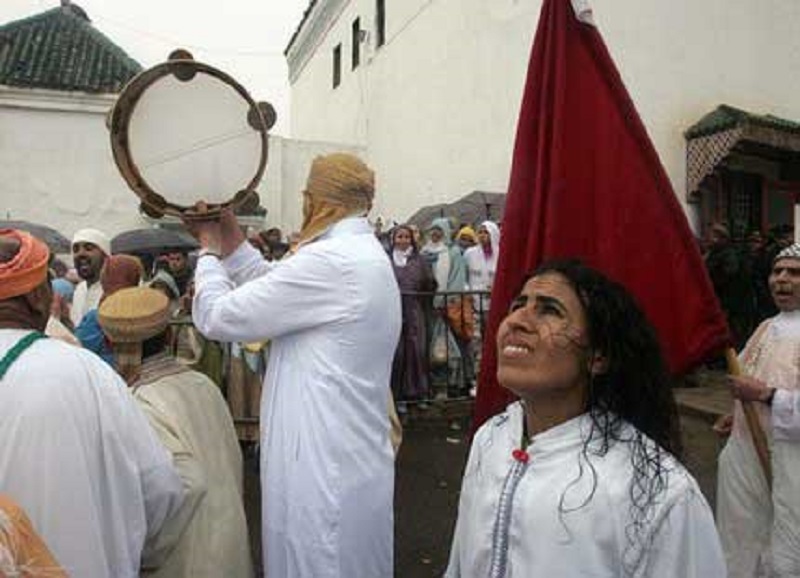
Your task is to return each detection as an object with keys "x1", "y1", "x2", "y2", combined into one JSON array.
[
  {"x1": 0, "y1": 4, "x2": 142, "y2": 93},
  {"x1": 686, "y1": 104, "x2": 800, "y2": 140}
]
